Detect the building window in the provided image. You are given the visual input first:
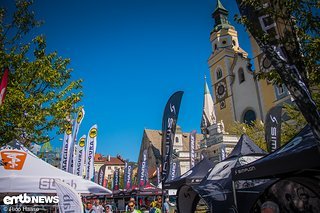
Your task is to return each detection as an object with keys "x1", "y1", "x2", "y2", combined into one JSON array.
[
  {"x1": 175, "y1": 137, "x2": 179, "y2": 143},
  {"x1": 108, "y1": 166, "x2": 111, "y2": 170},
  {"x1": 232, "y1": 40, "x2": 236, "y2": 46},
  {"x1": 243, "y1": 110, "x2": 256, "y2": 126},
  {"x1": 238, "y1": 68, "x2": 245, "y2": 83},
  {"x1": 222, "y1": 40, "x2": 227, "y2": 45},
  {"x1": 214, "y1": 44, "x2": 217, "y2": 50},
  {"x1": 216, "y1": 68, "x2": 222, "y2": 80},
  {"x1": 277, "y1": 84, "x2": 284, "y2": 95}
]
